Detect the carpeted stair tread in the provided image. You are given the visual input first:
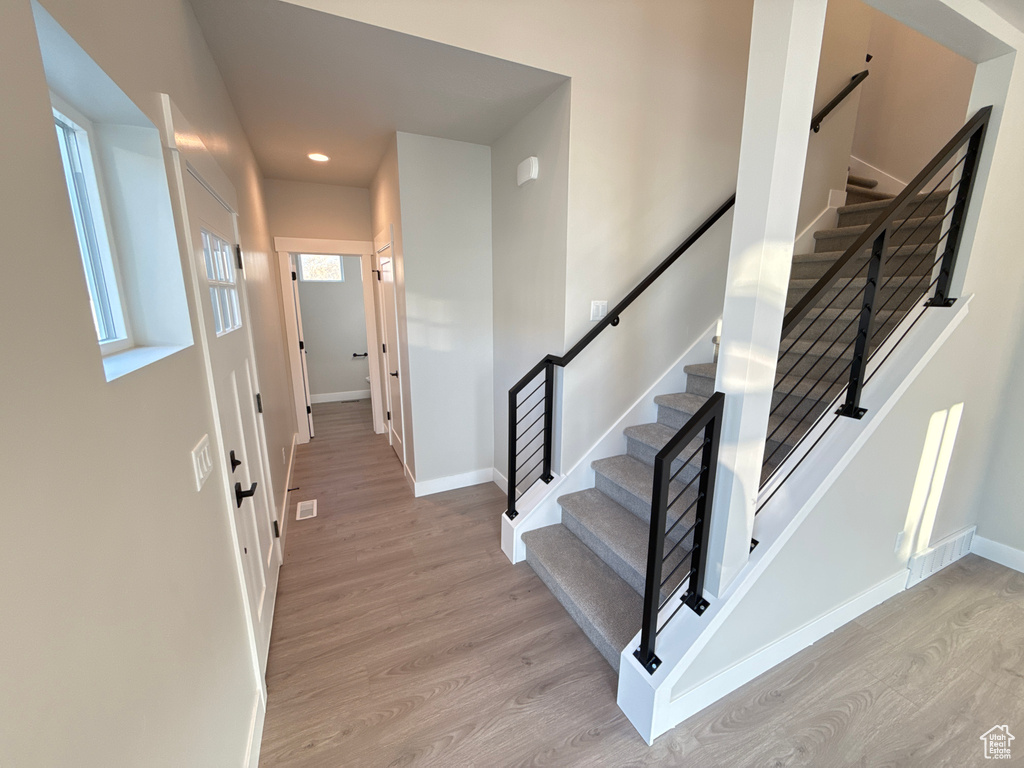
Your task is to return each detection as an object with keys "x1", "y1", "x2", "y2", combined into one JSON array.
[
  {"x1": 558, "y1": 488, "x2": 689, "y2": 600},
  {"x1": 813, "y1": 214, "x2": 944, "y2": 243},
  {"x1": 654, "y1": 391, "x2": 711, "y2": 415},
  {"x1": 592, "y1": 454, "x2": 697, "y2": 525},
  {"x1": 522, "y1": 524, "x2": 640, "y2": 670}
]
